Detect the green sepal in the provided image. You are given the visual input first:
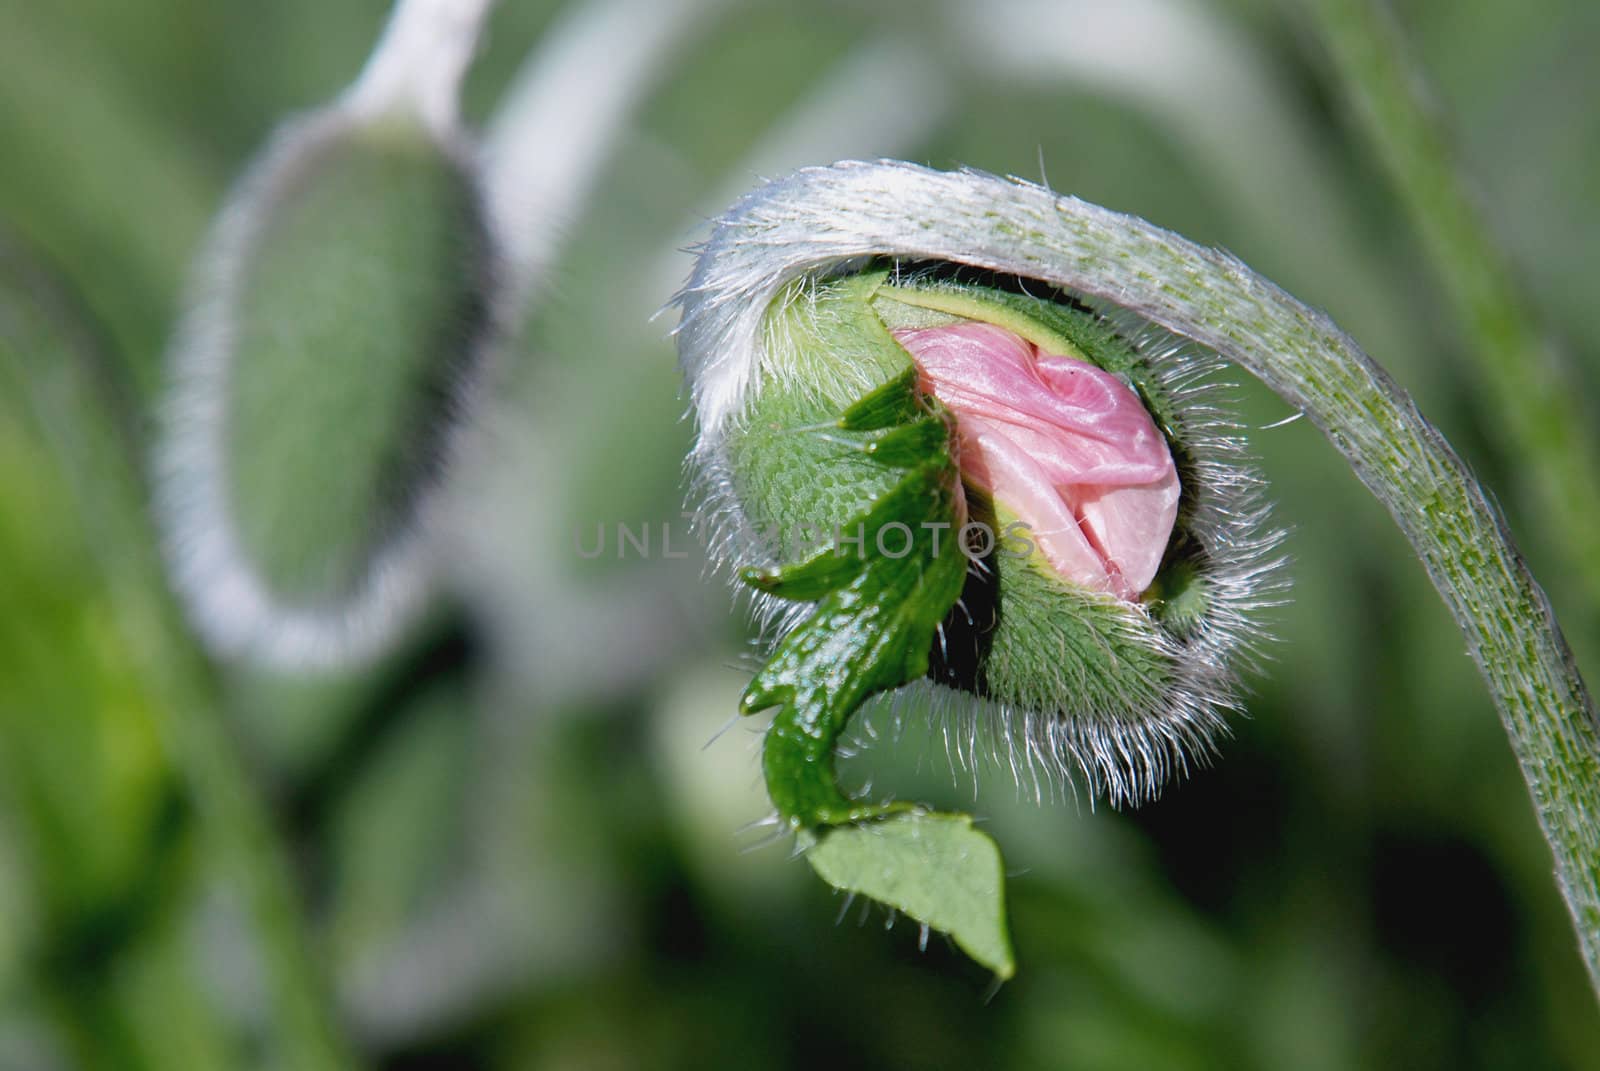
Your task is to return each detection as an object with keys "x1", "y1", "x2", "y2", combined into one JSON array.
[{"x1": 223, "y1": 118, "x2": 490, "y2": 605}]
